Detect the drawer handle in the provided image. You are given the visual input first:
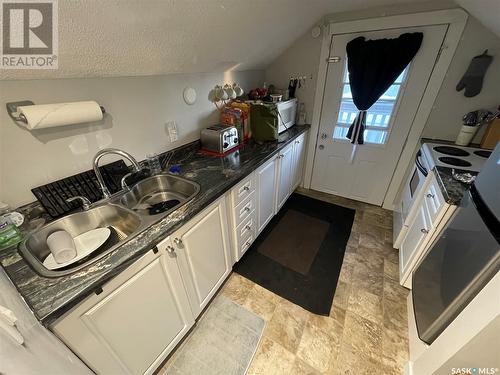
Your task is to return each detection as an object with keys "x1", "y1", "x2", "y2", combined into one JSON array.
[
  {"x1": 243, "y1": 186, "x2": 250, "y2": 191},
  {"x1": 166, "y1": 245, "x2": 176, "y2": 254},
  {"x1": 426, "y1": 193, "x2": 435, "y2": 199},
  {"x1": 420, "y1": 228, "x2": 429, "y2": 234},
  {"x1": 174, "y1": 237, "x2": 183, "y2": 247}
]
